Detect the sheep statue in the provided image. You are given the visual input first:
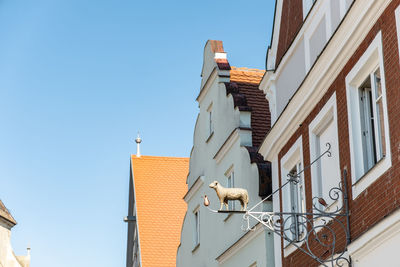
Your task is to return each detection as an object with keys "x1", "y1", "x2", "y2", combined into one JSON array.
[{"x1": 209, "y1": 181, "x2": 249, "y2": 211}]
